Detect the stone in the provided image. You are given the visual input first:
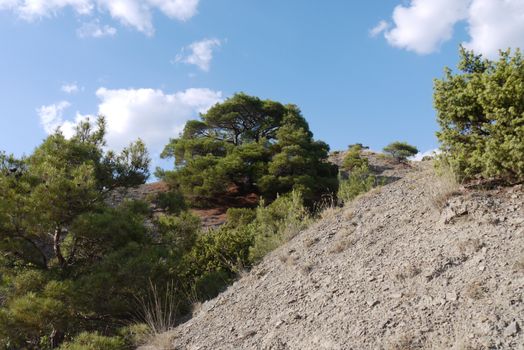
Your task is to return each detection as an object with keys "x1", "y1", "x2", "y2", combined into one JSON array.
[
  {"x1": 504, "y1": 321, "x2": 519, "y2": 337},
  {"x1": 366, "y1": 300, "x2": 379, "y2": 307},
  {"x1": 446, "y1": 292, "x2": 458, "y2": 302}
]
